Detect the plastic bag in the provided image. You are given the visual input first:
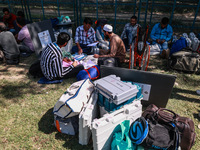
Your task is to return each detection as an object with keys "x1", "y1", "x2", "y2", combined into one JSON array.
[{"x1": 111, "y1": 120, "x2": 135, "y2": 150}]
